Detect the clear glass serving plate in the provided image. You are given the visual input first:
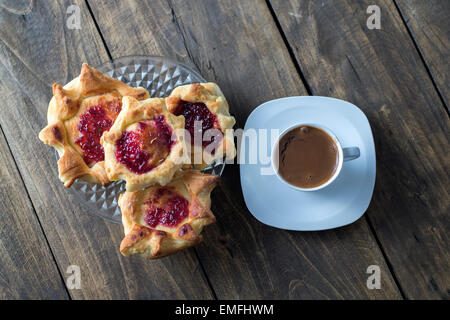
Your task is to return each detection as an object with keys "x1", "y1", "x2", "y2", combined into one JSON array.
[{"x1": 58, "y1": 55, "x2": 225, "y2": 223}]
